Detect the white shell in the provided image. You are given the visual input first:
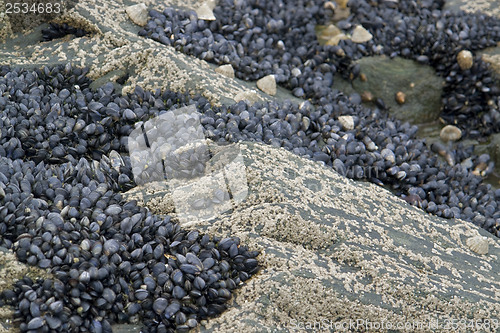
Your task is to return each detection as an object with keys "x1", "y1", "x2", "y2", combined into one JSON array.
[
  {"x1": 196, "y1": 3, "x2": 216, "y2": 21},
  {"x1": 338, "y1": 115, "x2": 354, "y2": 130},
  {"x1": 256, "y1": 75, "x2": 276, "y2": 96},
  {"x1": 351, "y1": 25, "x2": 373, "y2": 43},
  {"x1": 457, "y1": 50, "x2": 473, "y2": 70},
  {"x1": 215, "y1": 64, "x2": 235, "y2": 78},
  {"x1": 126, "y1": 3, "x2": 148, "y2": 27},
  {"x1": 320, "y1": 24, "x2": 342, "y2": 40},
  {"x1": 323, "y1": 1, "x2": 336, "y2": 10},
  {"x1": 440, "y1": 125, "x2": 462, "y2": 142},
  {"x1": 234, "y1": 90, "x2": 260, "y2": 104},
  {"x1": 466, "y1": 235, "x2": 489, "y2": 255}
]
